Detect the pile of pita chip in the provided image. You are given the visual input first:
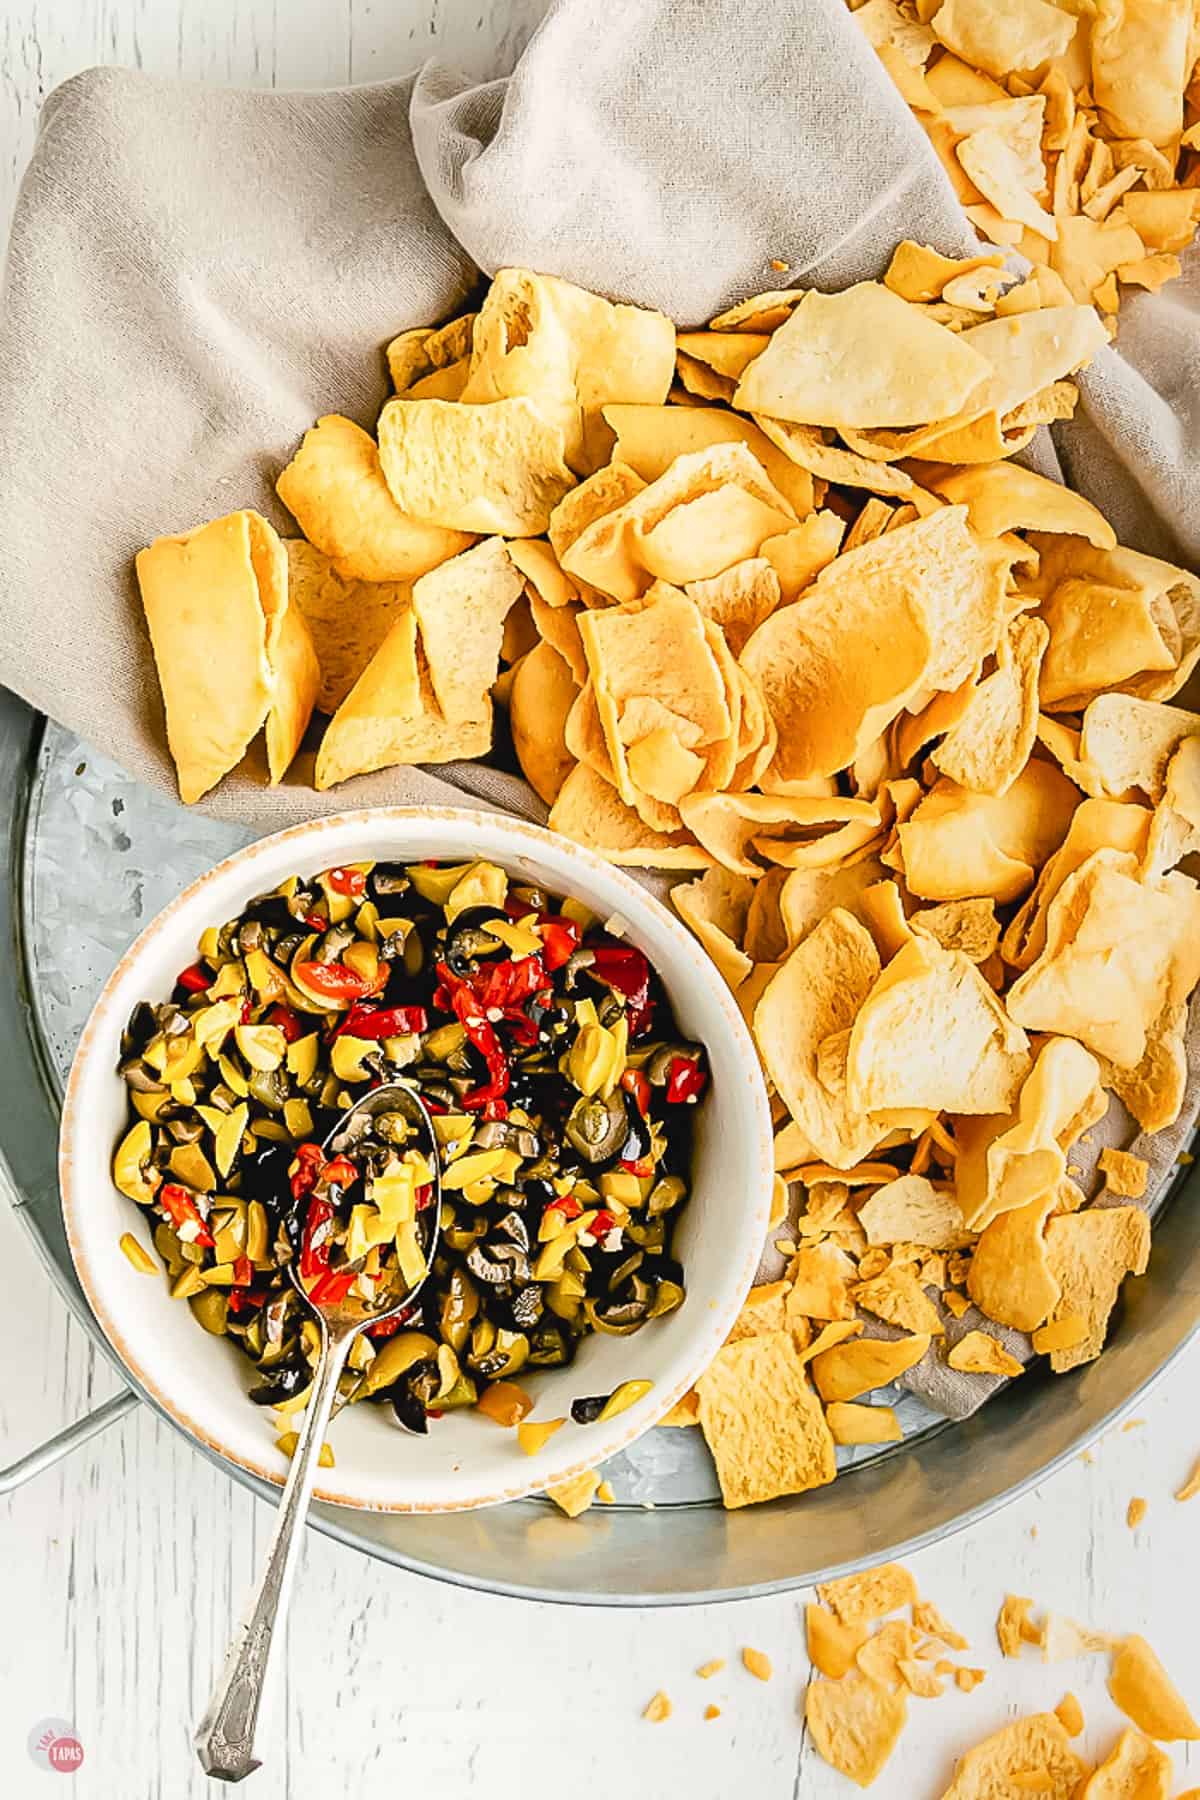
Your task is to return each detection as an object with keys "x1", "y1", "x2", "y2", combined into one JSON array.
[
  {"x1": 131, "y1": 249, "x2": 1200, "y2": 1517},
  {"x1": 849, "y1": 0, "x2": 1200, "y2": 320}
]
